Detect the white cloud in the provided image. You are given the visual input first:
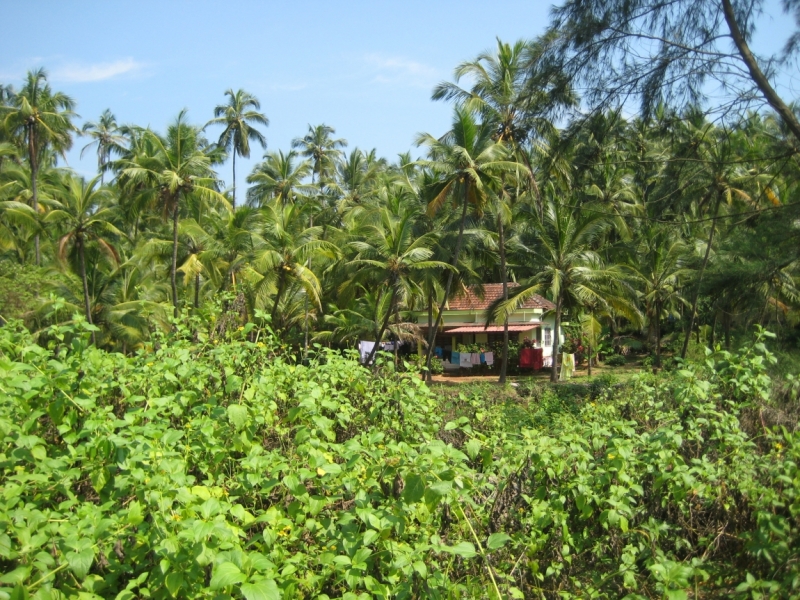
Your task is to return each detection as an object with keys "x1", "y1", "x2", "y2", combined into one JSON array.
[
  {"x1": 52, "y1": 58, "x2": 144, "y2": 83},
  {"x1": 363, "y1": 54, "x2": 438, "y2": 87}
]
